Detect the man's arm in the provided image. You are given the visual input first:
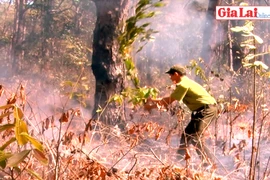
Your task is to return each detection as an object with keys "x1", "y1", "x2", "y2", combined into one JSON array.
[{"x1": 144, "y1": 96, "x2": 176, "y2": 111}]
